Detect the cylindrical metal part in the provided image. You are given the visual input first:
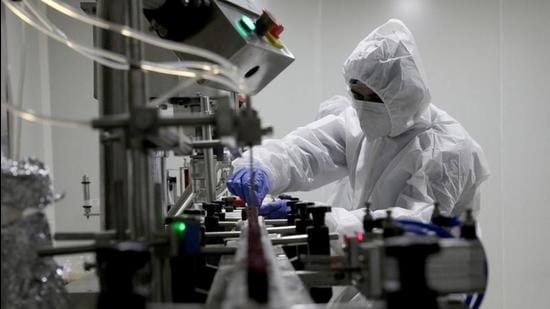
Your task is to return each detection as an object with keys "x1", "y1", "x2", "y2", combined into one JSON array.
[
  {"x1": 264, "y1": 219, "x2": 290, "y2": 226},
  {"x1": 54, "y1": 231, "x2": 118, "y2": 241},
  {"x1": 96, "y1": 0, "x2": 130, "y2": 239},
  {"x1": 166, "y1": 186, "x2": 195, "y2": 217},
  {"x1": 200, "y1": 96, "x2": 217, "y2": 203},
  {"x1": 270, "y1": 233, "x2": 339, "y2": 246},
  {"x1": 38, "y1": 245, "x2": 98, "y2": 257},
  {"x1": 204, "y1": 231, "x2": 242, "y2": 239},
  {"x1": 192, "y1": 139, "x2": 222, "y2": 149},
  {"x1": 201, "y1": 246, "x2": 237, "y2": 255},
  {"x1": 157, "y1": 114, "x2": 216, "y2": 127},
  {"x1": 266, "y1": 225, "x2": 296, "y2": 235},
  {"x1": 126, "y1": 0, "x2": 165, "y2": 302},
  {"x1": 218, "y1": 221, "x2": 239, "y2": 228}
]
